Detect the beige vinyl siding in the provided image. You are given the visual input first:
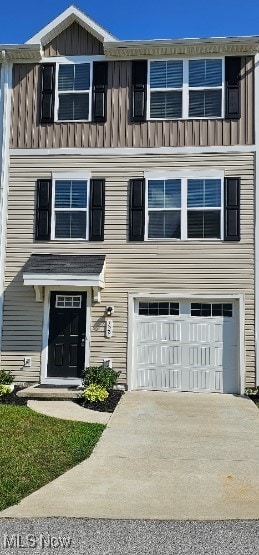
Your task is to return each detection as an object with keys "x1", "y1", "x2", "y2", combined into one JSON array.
[
  {"x1": 10, "y1": 57, "x2": 254, "y2": 149},
  {"x1": 2, "y1": 153, "x2": 254, "y2": 386},
  {"x1": 43, "y1": 22, "x2": 104, "y2": 56}
]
